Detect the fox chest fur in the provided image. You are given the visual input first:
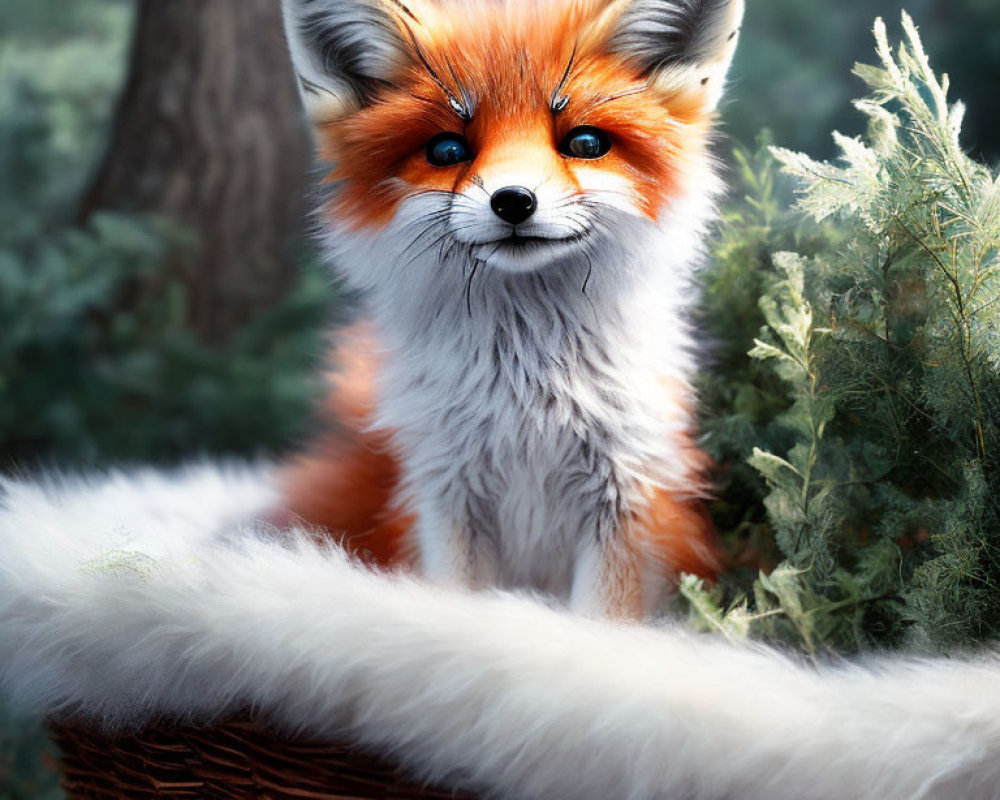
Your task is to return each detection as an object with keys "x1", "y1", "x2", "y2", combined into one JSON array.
[
  {"x1": 351, "y1": 225, "x2": 711, "y2": 613},
  {"x1": 372, "y1": 267, "x2": 685, "y2": 596}
]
